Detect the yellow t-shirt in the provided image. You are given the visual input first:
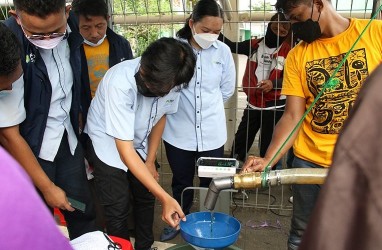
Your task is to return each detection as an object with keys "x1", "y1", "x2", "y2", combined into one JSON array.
[
  {"x1": 282, "y1": 18, "x2": 382, "y2": 167},
  {"x1": 84, "y1": 38, "x2": 110, "y2": 98}
]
